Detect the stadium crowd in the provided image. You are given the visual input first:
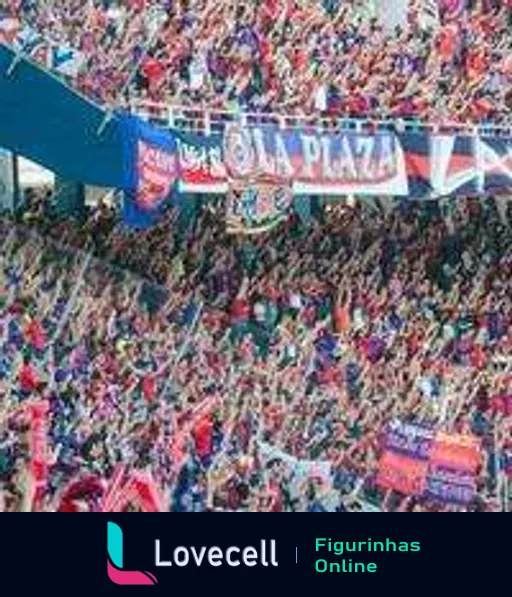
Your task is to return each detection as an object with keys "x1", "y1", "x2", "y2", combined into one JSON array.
[
  {"x1": 2, "y1": 0, "x2": 512, "y2": 122},
  {"x1": 0, "y1": 0, "x2": 510, "y2": 514},
  {"x1": 0, "y1": 194, "x2": 510, "y2": 512}
]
